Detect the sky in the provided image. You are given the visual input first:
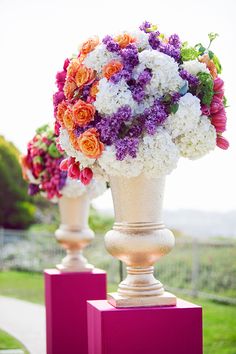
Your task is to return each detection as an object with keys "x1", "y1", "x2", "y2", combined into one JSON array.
[{"x1": 1, "y1": 0, "x2": 236, "y2": 212}]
